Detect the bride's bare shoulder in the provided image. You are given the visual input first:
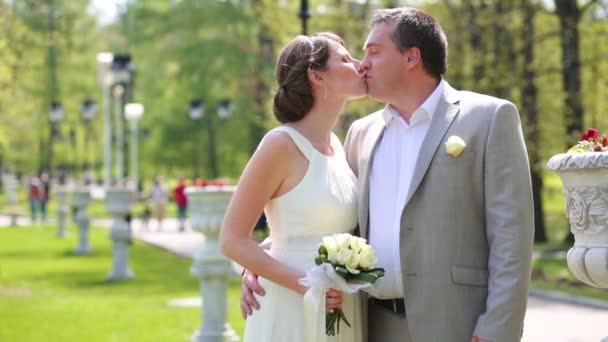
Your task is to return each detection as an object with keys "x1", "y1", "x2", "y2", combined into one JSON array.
[{"x1": 252, "y1": 129, "x2": 303, "y2": 164}]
